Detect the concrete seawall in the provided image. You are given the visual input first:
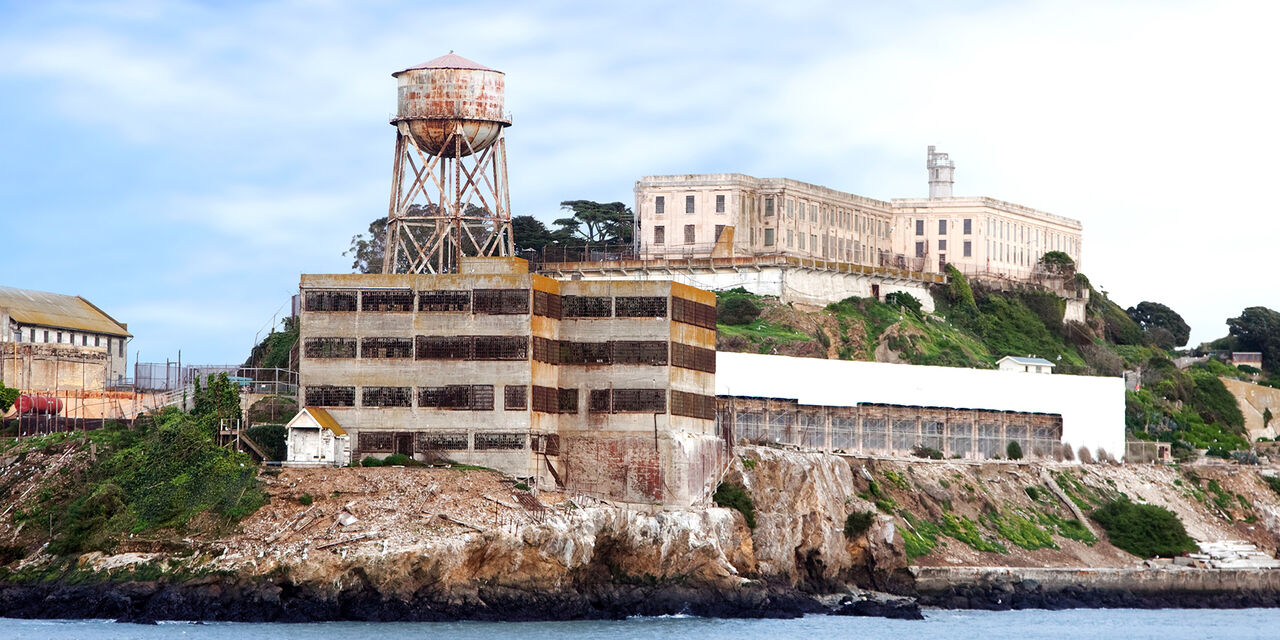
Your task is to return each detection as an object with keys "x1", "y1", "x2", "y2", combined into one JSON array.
[{"x1": 915, "y1": 566, "x2": 1280, "y2": 595}]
